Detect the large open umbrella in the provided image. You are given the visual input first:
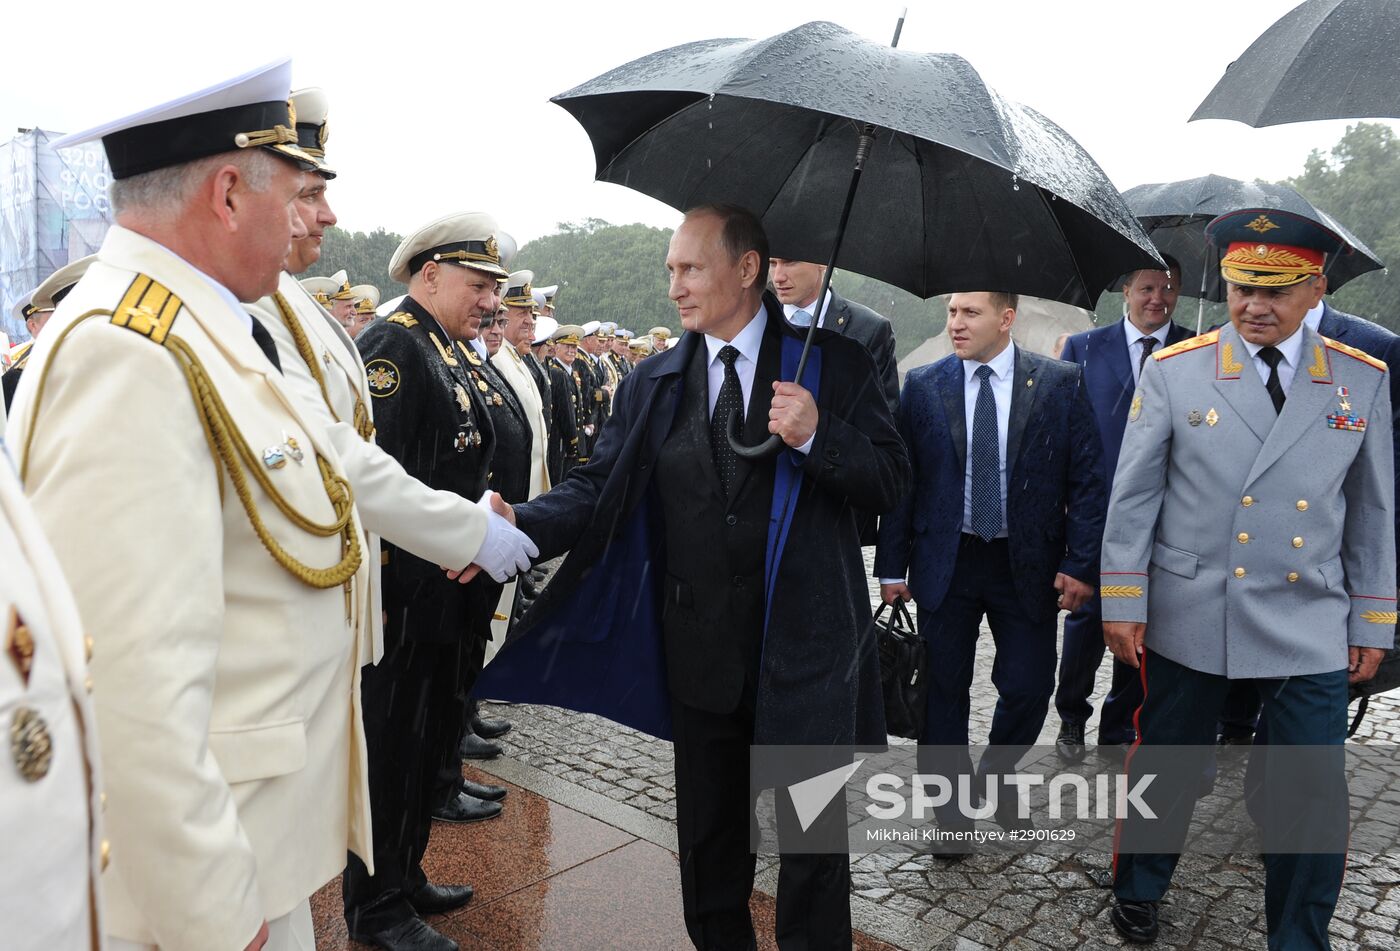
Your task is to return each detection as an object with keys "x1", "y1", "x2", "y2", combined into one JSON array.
[
  {"x1": 1123, "y1": 173, "x2": 1383, "y2": 331},
  {"x1": 554, "y1": 20, "x2": 1160, "y2": 307},
  {"x1": 1192, "y1": 0, "x2": 1400, "y2": 126},
  {"x1": 554, "y1": 20, "x2": 1160, "y2": 455}
]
